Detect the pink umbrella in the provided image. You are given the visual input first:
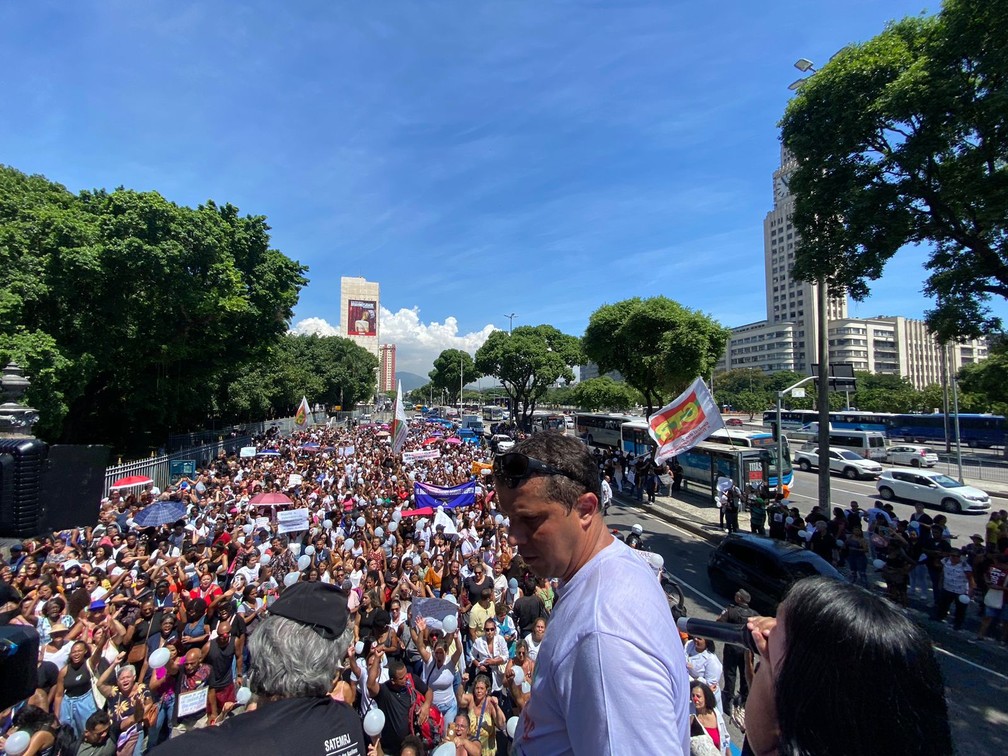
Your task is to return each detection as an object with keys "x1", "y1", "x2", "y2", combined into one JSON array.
[
  {"x1": 110, "y1": 475, "x2": 153, "y2": 490},
  {"x1": 444, "y1": 437, "x2": 462, "y2": 445},
  {"x1": 422, "y1": 437, "x2": 440, "y2": 446},
  {"x1": 249, "y1": 492, "x2": 294, "y2": 507}
]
